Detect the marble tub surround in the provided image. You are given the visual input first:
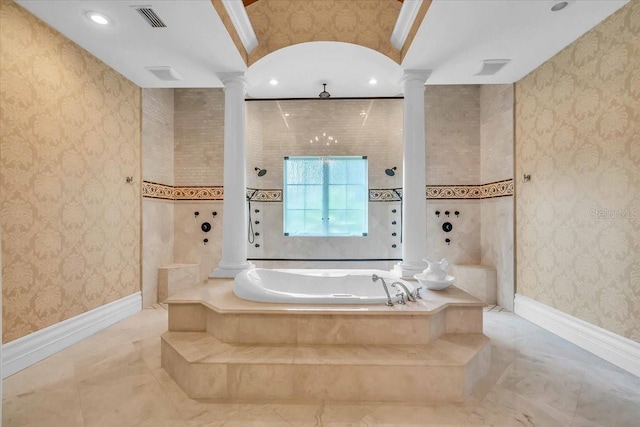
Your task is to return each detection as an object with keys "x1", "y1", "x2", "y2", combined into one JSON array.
[
  {"x1": 5, "y1": 305, "x2": 640, "y2": 426},
  {"x1": 166, "y1": 281, "x2": 484, "y2": 346},
  {"x1": 157, "y1": 263, "x2": 200, "y2": 302},
  {"x1": 453, "y1": 264, "x2": 497, "y2": 305},
  {"x1": 161, "y1": 279, "x2": 490, "y2": 402}
]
